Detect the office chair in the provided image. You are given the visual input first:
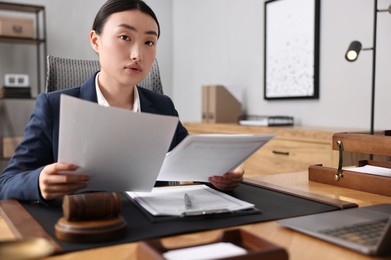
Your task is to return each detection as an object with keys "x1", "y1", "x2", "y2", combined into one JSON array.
[{"x1": 45, "y1": 55, "x2": 163, "y2": 94}]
